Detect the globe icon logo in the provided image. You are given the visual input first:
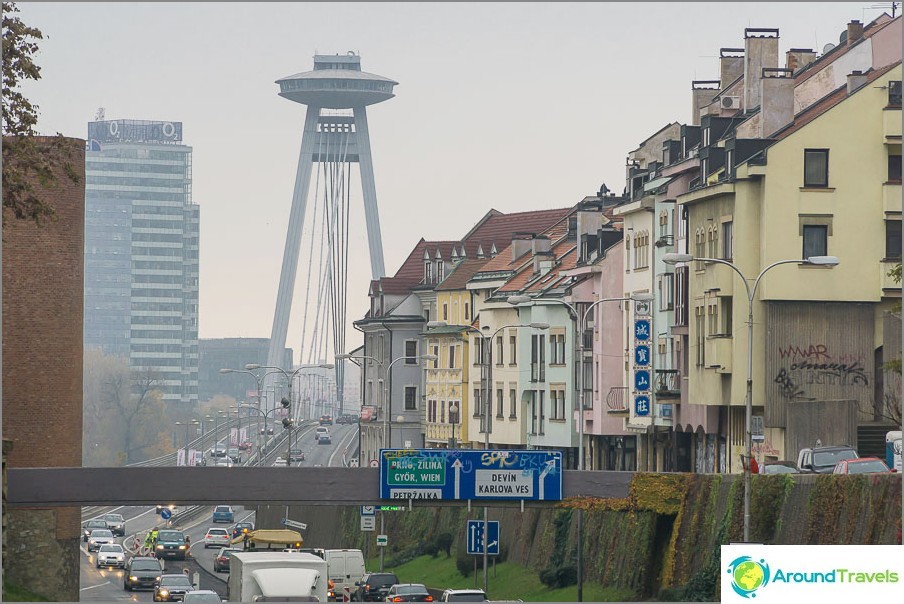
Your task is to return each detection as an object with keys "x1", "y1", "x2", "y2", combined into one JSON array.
[{"x1": 727, "y1": 556, "x2": 770, "y2": 598}]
